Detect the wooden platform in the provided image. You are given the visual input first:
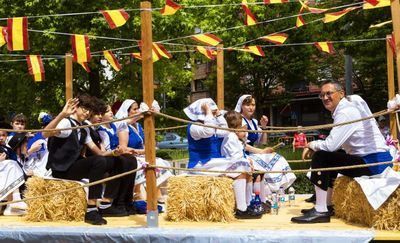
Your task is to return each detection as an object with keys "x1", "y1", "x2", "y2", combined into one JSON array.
[{"x1": 0, "y1": 195, "x2": 399, "y2": 241}]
